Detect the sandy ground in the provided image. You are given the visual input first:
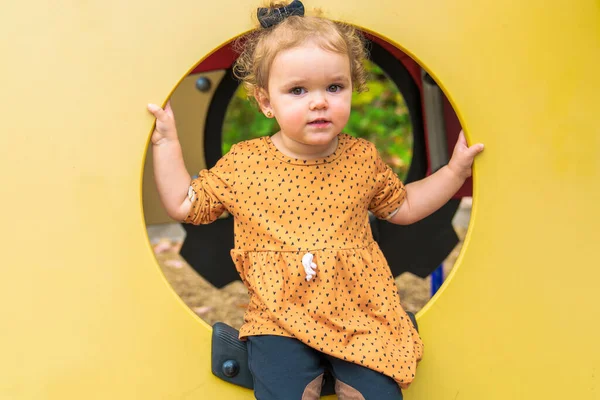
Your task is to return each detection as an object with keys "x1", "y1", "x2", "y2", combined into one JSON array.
[{"x1": 150, "y1": 199, "x2": 471, "y2": 330}]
